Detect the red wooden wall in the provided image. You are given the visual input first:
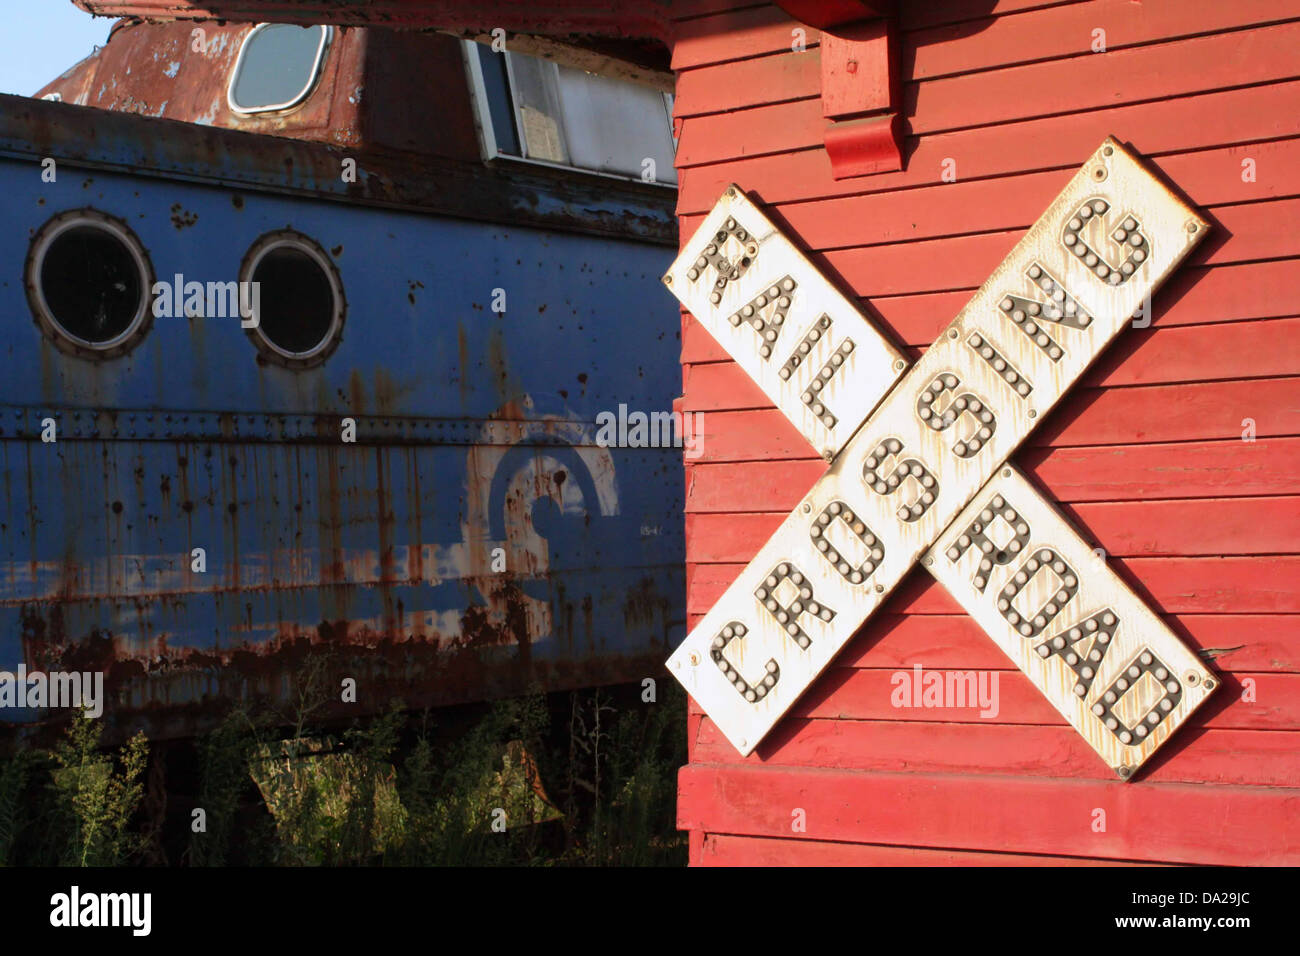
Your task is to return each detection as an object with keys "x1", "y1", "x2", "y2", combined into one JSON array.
[{"x1": 671, "y1": 0, "x2": 1300, "y2": 865}]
